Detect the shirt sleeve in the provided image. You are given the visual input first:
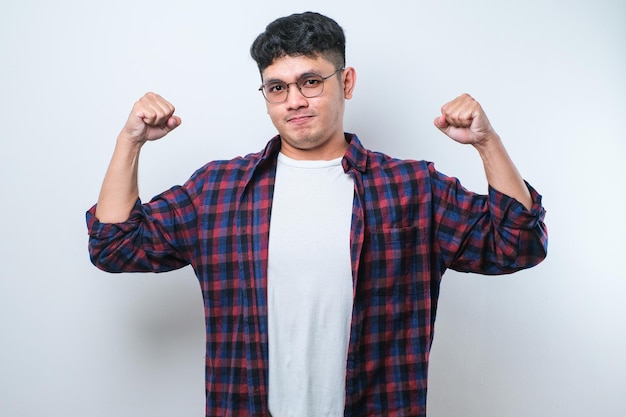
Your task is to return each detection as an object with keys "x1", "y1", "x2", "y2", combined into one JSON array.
[
  {"x1": 86, "y1": 183, "x2": 199, "y2": 274},
  {"x1": 429, "y1": 163, "x2": 548, "y2": 275}
]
